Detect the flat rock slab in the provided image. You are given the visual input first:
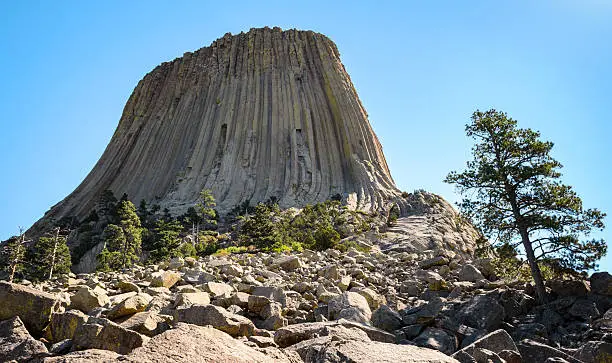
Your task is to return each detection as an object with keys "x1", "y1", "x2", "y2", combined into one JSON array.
[{"x1": 125, "y1": 322, "x2": 295, "y2": 362}]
